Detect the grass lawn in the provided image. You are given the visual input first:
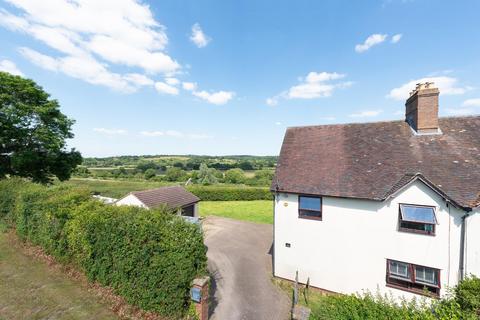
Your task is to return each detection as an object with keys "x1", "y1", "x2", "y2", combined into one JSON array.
[
  {"x1": 200, "y1": 200, "x2": 273, "y2": 224},
  {"x1": 0, "y1": 230, "x2": 117, "y2": 320},
  {"x1": 60, "y1": 178, "x2": 173, "y2": 198}
]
